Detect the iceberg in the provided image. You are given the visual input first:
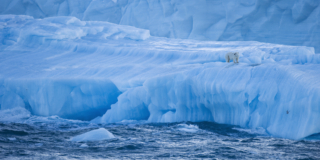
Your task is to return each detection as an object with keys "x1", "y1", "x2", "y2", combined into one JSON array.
[
  {"x1": 0, "y1": 15, "x2": 319, "y2": 140},
  {"x1": 0, "y1": 0, "x2": 319, "y2": 52},
  {"x1": 70, "y1": 128, "x2": 115, "y2": 142}
]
